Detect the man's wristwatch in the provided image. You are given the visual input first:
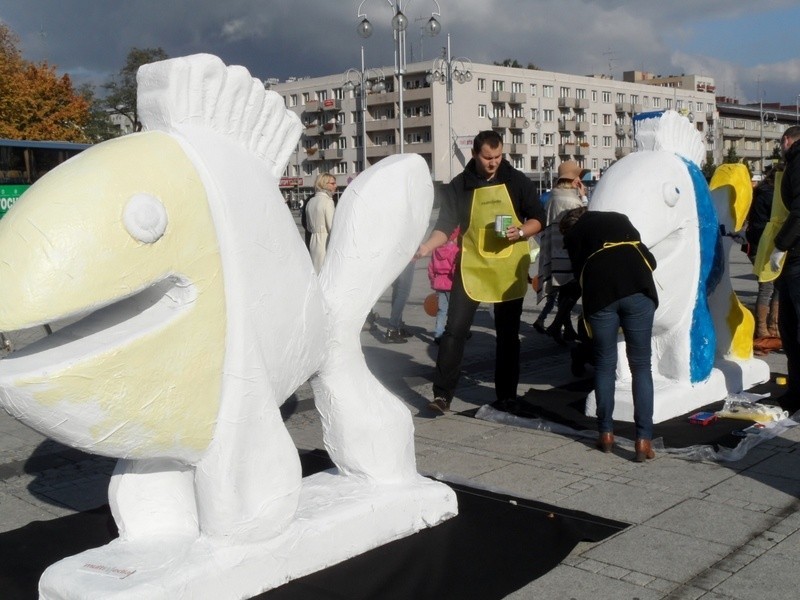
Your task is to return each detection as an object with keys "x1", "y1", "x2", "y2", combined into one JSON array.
[{"x1": 518, "y1": 228, "x2": 526, "y2": 240}]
